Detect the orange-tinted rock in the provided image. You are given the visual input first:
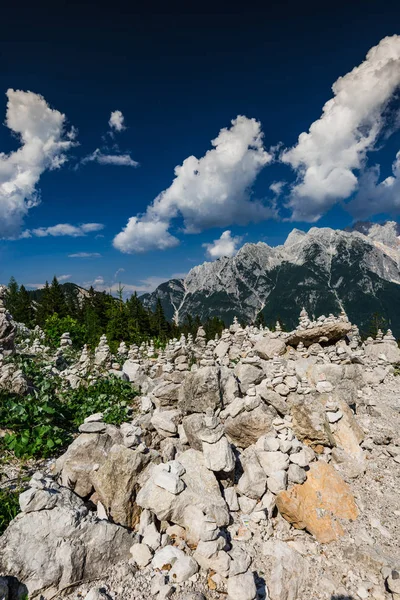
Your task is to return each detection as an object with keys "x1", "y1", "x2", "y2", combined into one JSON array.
[{"x1": 276, "y1": 461, "x2": 358, "y2": 543}]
